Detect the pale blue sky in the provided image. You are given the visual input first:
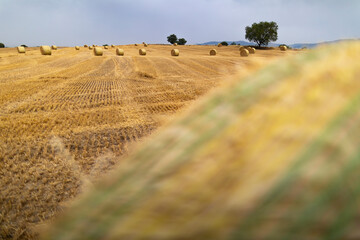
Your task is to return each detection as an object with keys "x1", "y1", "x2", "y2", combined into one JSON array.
[{"x1": 0, "y1": 0, "x2": 359, "y2": 47}]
